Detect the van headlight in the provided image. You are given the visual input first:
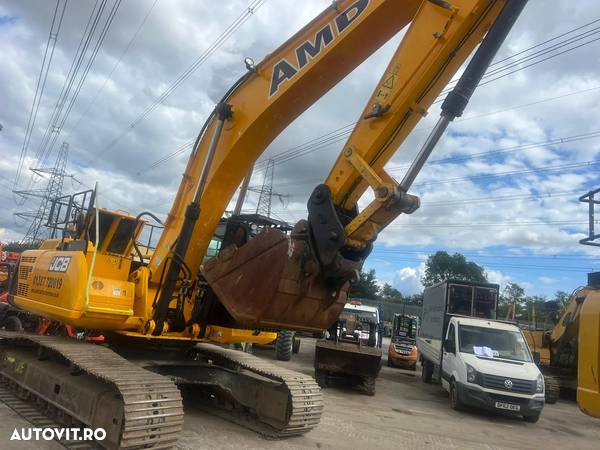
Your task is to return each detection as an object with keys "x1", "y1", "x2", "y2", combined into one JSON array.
[
  {"x1": 466, "y1": 363, "x2": 477, "y2": 383},
  {"x1": 536, "y1": 374, "x2": 544, "y2": 393}
]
